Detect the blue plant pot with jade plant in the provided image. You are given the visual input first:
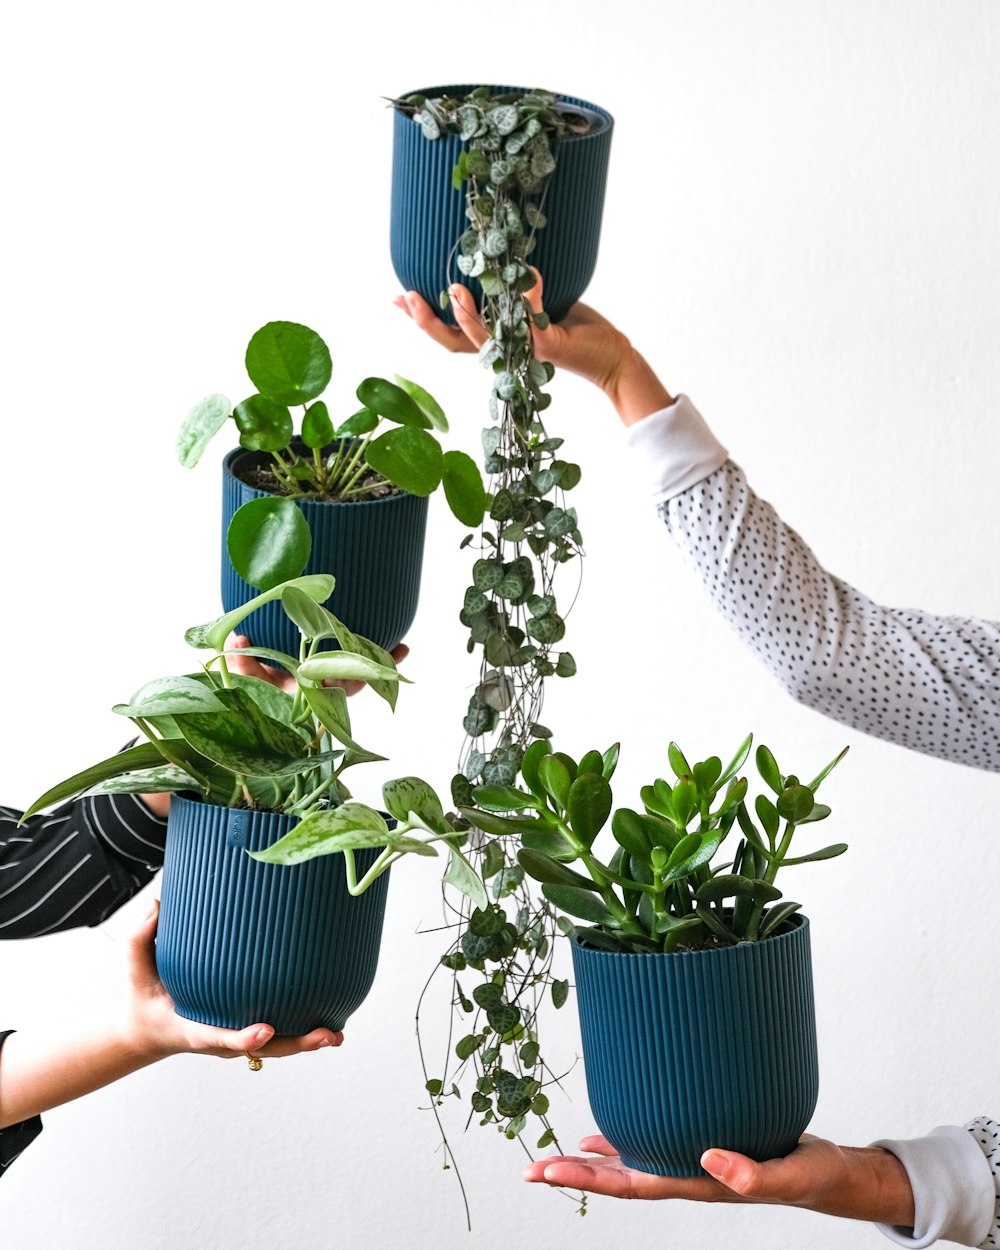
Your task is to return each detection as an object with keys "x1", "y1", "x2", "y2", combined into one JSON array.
[
  {"x1": 390, "y1": 85, "x2": 614, "y2": 325},
  {"x1": 156, "y1": 797, "x2": 392, "y2": 1035},
  {"x1": 570, "y1": 914, "x2": 819, "y2": 1177}
]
